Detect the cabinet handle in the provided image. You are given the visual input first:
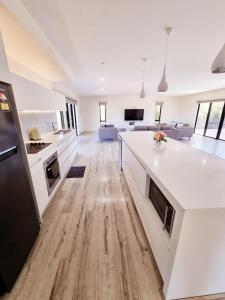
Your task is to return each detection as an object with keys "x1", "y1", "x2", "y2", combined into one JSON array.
[{"x1": 163, "y1": 206, "x2": 168, "y2": 230}]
